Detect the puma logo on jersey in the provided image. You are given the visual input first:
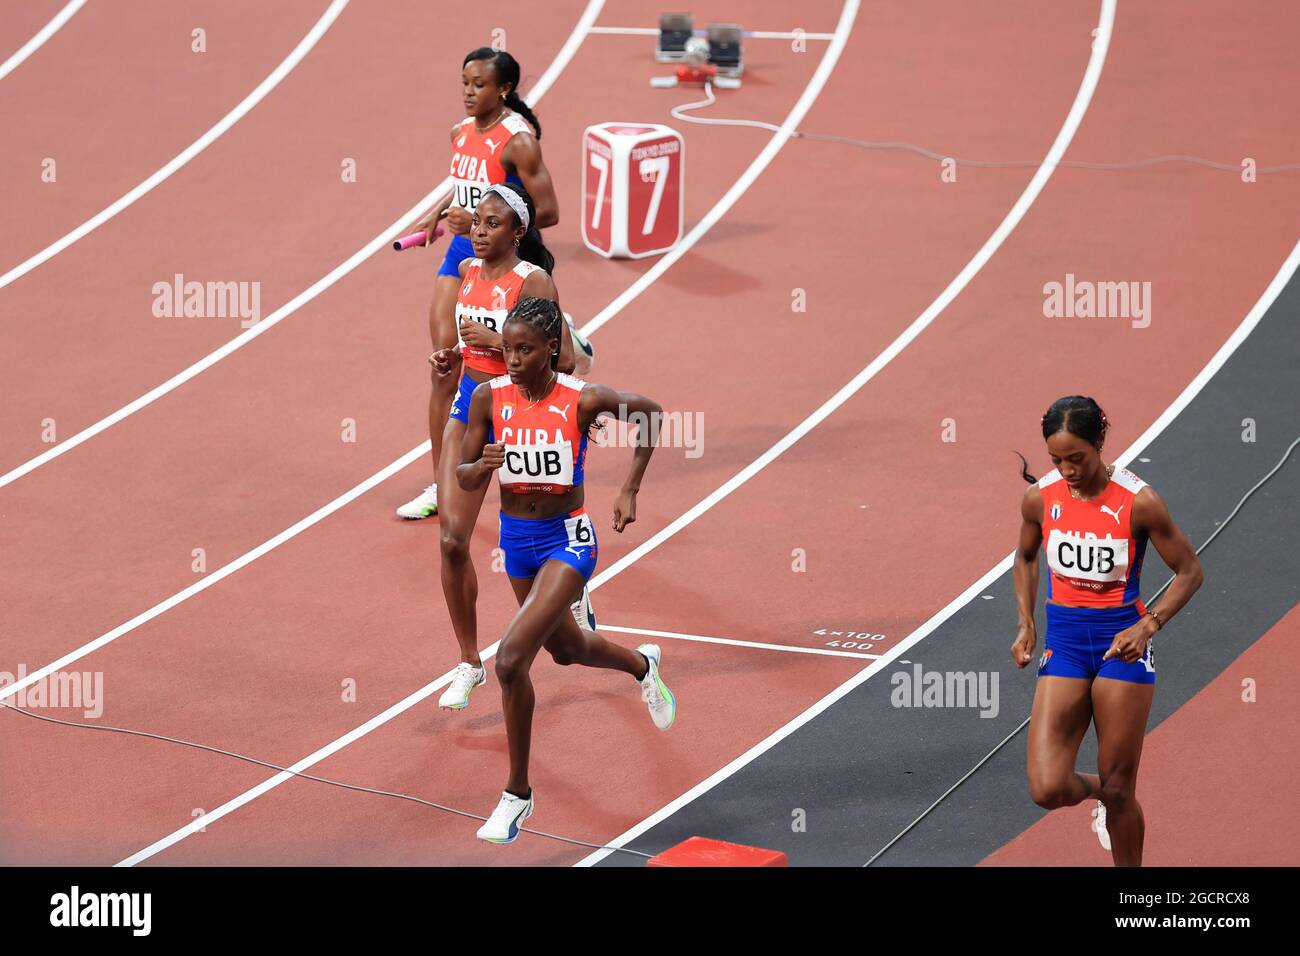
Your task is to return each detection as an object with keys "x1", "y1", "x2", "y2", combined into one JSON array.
[
  {"x1": 548, "y1": 404, "x2": 570, "y2": 422},
  {"x1": 1100, "y1": 504, "x2": 1124, "y2": 525},
  {"x1": 485, "y1": 137, "x2": 500, "y2": 155},
  {"x1": 491, "y1": 286, "x2": 509, "y2": 309},
  {"x1": 565, "y1": 547, "x2": 585, "y2": 559}
]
